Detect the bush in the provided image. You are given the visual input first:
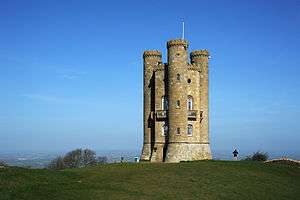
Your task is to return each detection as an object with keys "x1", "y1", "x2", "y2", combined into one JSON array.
[
  {"x1": 252, "y1": 151, "x2": 268, "y2": 161},
  {"x1": 244, "y1": 151, "x2": 269, "y2": 161},
  {"x1": 48, "y1": 148, "x2": 98, "y2": 170}
]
